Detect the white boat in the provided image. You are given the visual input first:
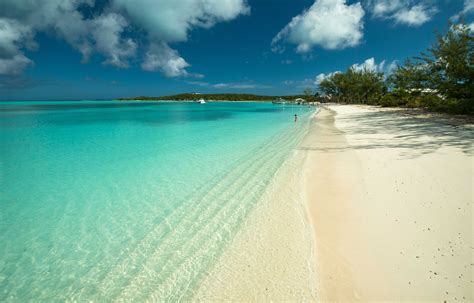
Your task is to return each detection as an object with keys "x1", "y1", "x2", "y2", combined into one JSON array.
[{"x1": 197, "y1": 98, "x2": 206, "y2": 104}]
